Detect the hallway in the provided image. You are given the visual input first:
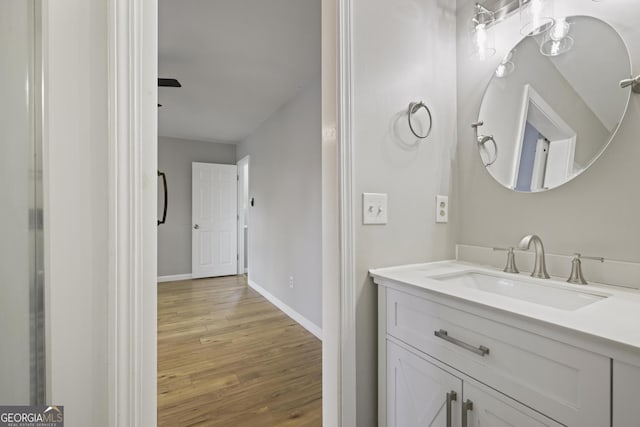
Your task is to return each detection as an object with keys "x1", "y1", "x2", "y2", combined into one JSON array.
[{"x1": 158, "y1": 275, "x2": 322, "y2": 426}]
